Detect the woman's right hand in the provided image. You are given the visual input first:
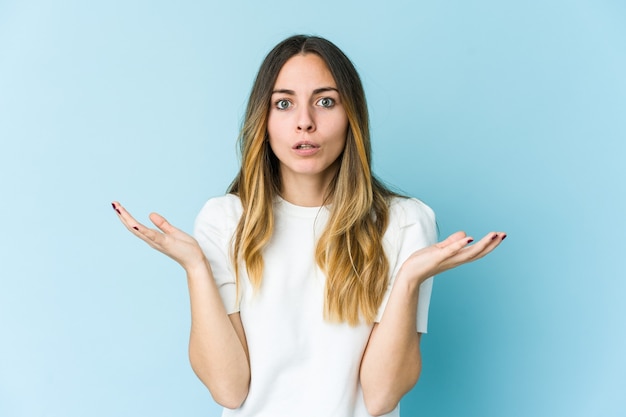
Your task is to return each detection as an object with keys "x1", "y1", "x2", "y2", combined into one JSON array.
[
  {"x1": 112, "y1": 201, "x2": 206, "y2": 271},
  {"x1": 113, "y1": 201, "x2": 251, "y2": 405}
]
